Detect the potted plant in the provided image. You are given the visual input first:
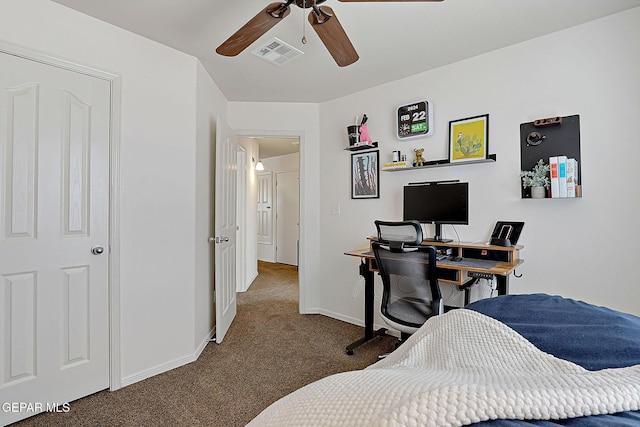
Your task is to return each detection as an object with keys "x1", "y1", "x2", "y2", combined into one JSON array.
[{"x1": 520, "y1": 159, "x2": 550, "y2": 199}]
